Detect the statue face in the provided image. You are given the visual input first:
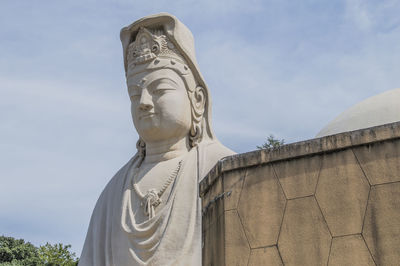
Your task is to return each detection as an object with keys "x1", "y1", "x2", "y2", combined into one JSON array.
[{"x1": 127, "y1": 68, "x2": 192, "y2": 143}]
